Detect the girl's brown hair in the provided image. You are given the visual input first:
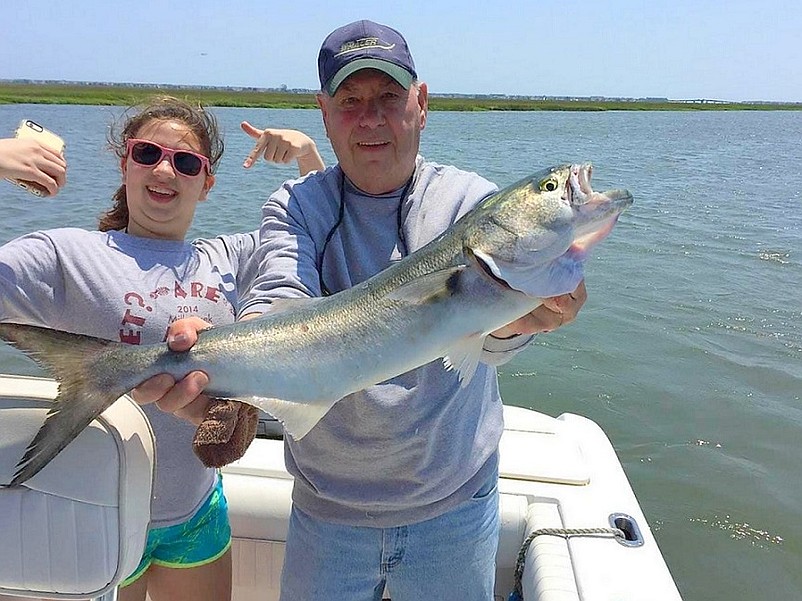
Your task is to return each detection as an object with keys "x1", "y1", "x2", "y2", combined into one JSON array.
[{"x1": 98, "y1": 96, "x2": 224, "y2": 232}]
